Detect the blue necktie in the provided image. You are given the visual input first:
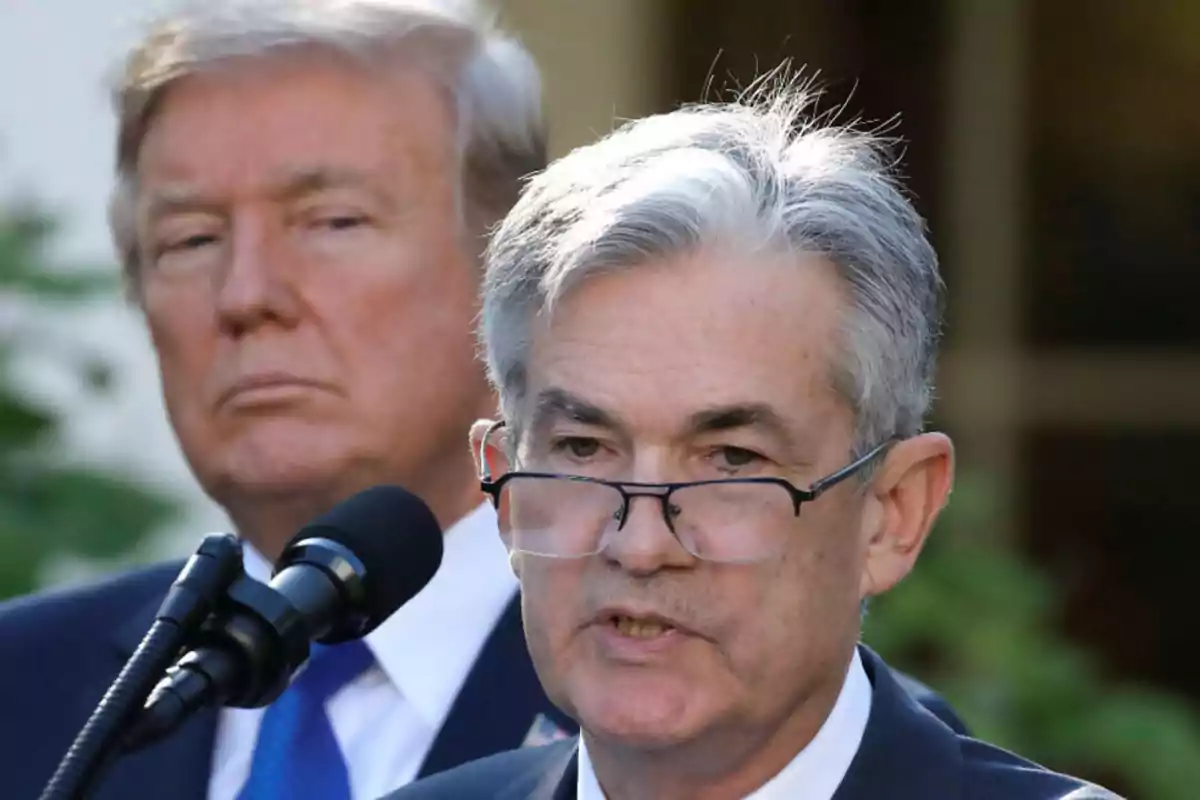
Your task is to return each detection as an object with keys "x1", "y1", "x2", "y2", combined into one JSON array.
[{"x1": 237, "y1": 639, "x2": 376, "y2": 800}]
